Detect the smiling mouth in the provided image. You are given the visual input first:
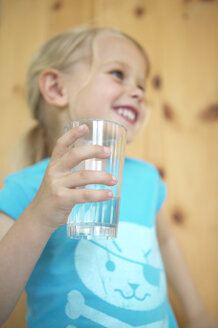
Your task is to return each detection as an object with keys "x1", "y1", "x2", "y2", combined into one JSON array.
[
  {"x1": 114, "y1": 289, "x2": 151, "y2": 301},
  {"x1": 112, "y1": 106, "x2": 138, "y2": 124}
]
